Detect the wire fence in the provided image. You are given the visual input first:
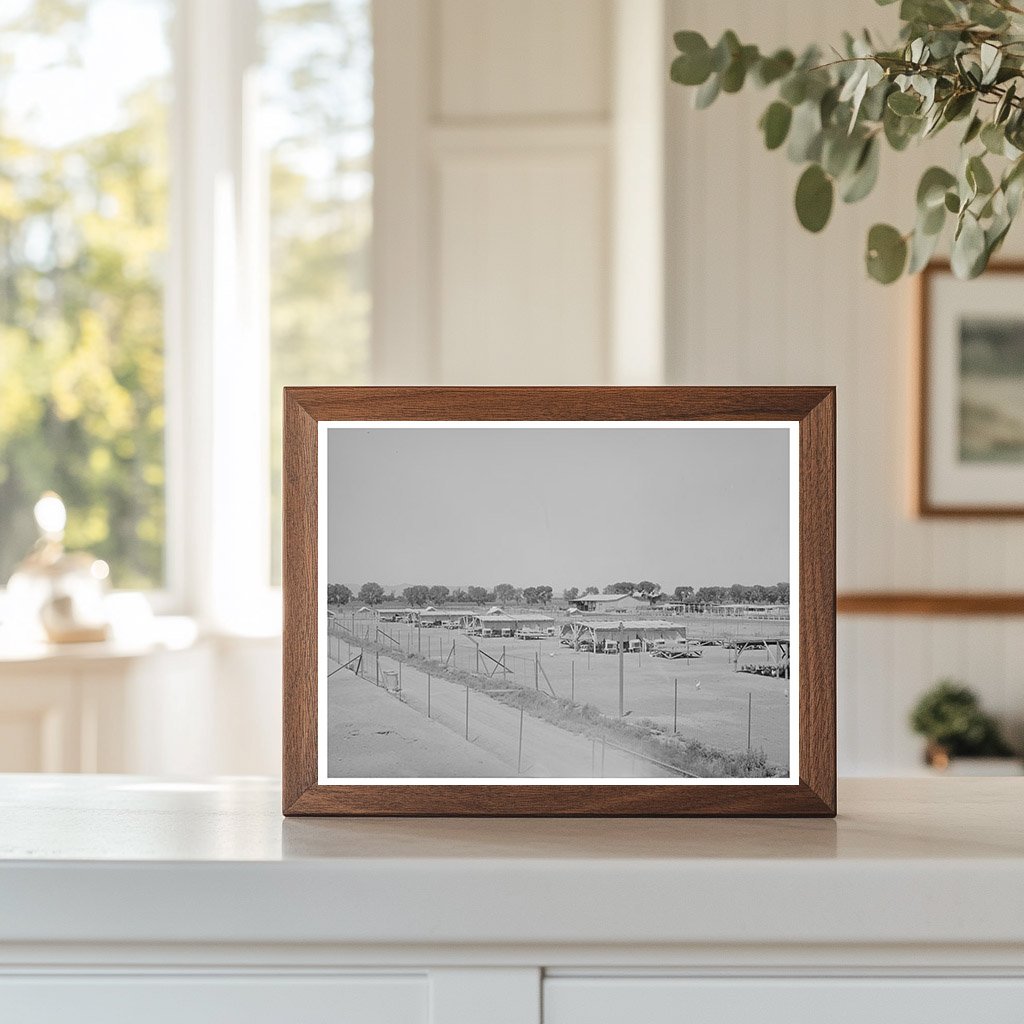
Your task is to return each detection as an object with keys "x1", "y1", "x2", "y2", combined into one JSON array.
[
  {"x1": 326, "y1": 629, "x2": 691, "y2": 778},
  {"x1": 327, "y1": 615, "x2": 790, "y2": 772}
]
